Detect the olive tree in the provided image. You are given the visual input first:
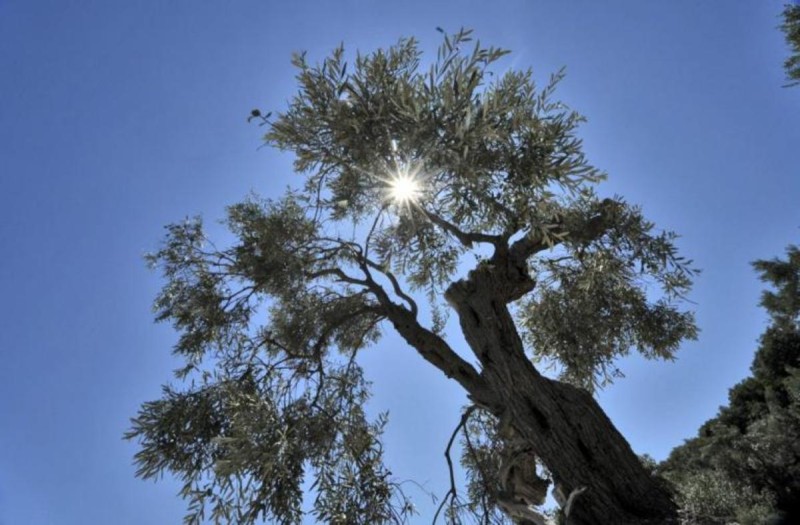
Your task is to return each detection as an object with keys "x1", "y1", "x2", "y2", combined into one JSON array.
[{"x1": 127, "y1": 30, "x2": 697, "y2": 525}]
